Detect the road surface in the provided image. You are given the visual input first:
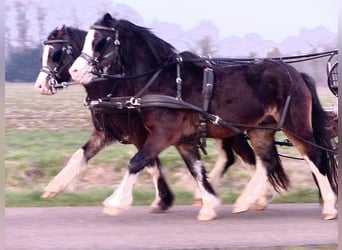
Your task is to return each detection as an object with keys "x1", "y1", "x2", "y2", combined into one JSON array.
[{"x1": 5, "y1": 204, "x2": 337, "y2": 249}]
